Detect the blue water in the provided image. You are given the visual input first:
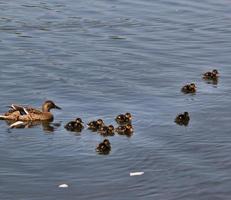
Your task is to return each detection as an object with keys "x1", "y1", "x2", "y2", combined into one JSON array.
[{"x1": 1, "y1": 0, "x2": 231, "y2": 199}]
